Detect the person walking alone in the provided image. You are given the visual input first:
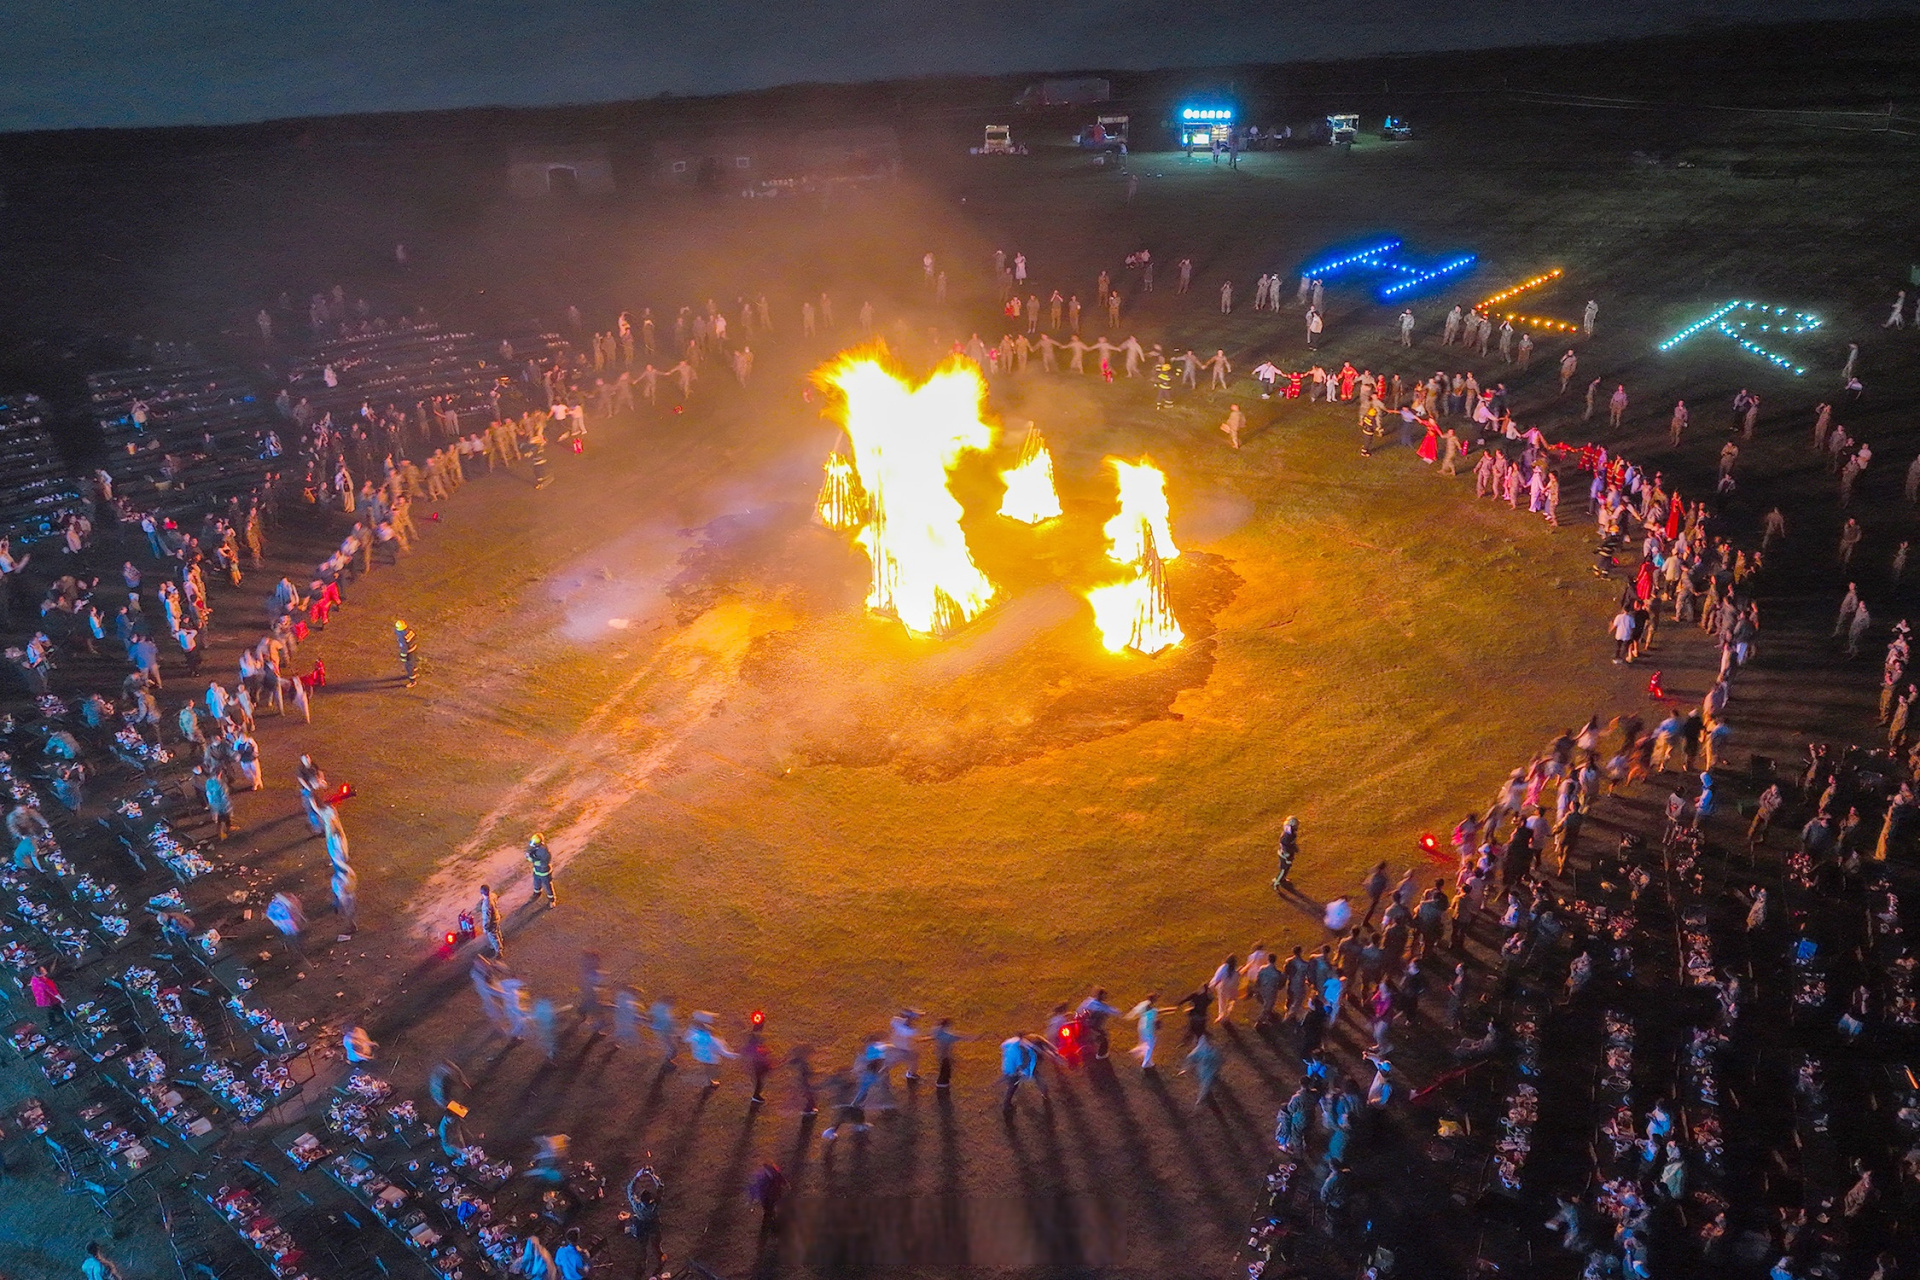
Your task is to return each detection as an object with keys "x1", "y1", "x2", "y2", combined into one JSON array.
[
  {"x1": 526, "y1": 833, "x2": 557, "y2": 907},
  {"x1": 31, "y1": 965, "x2": 67, "y2": 1027}
]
